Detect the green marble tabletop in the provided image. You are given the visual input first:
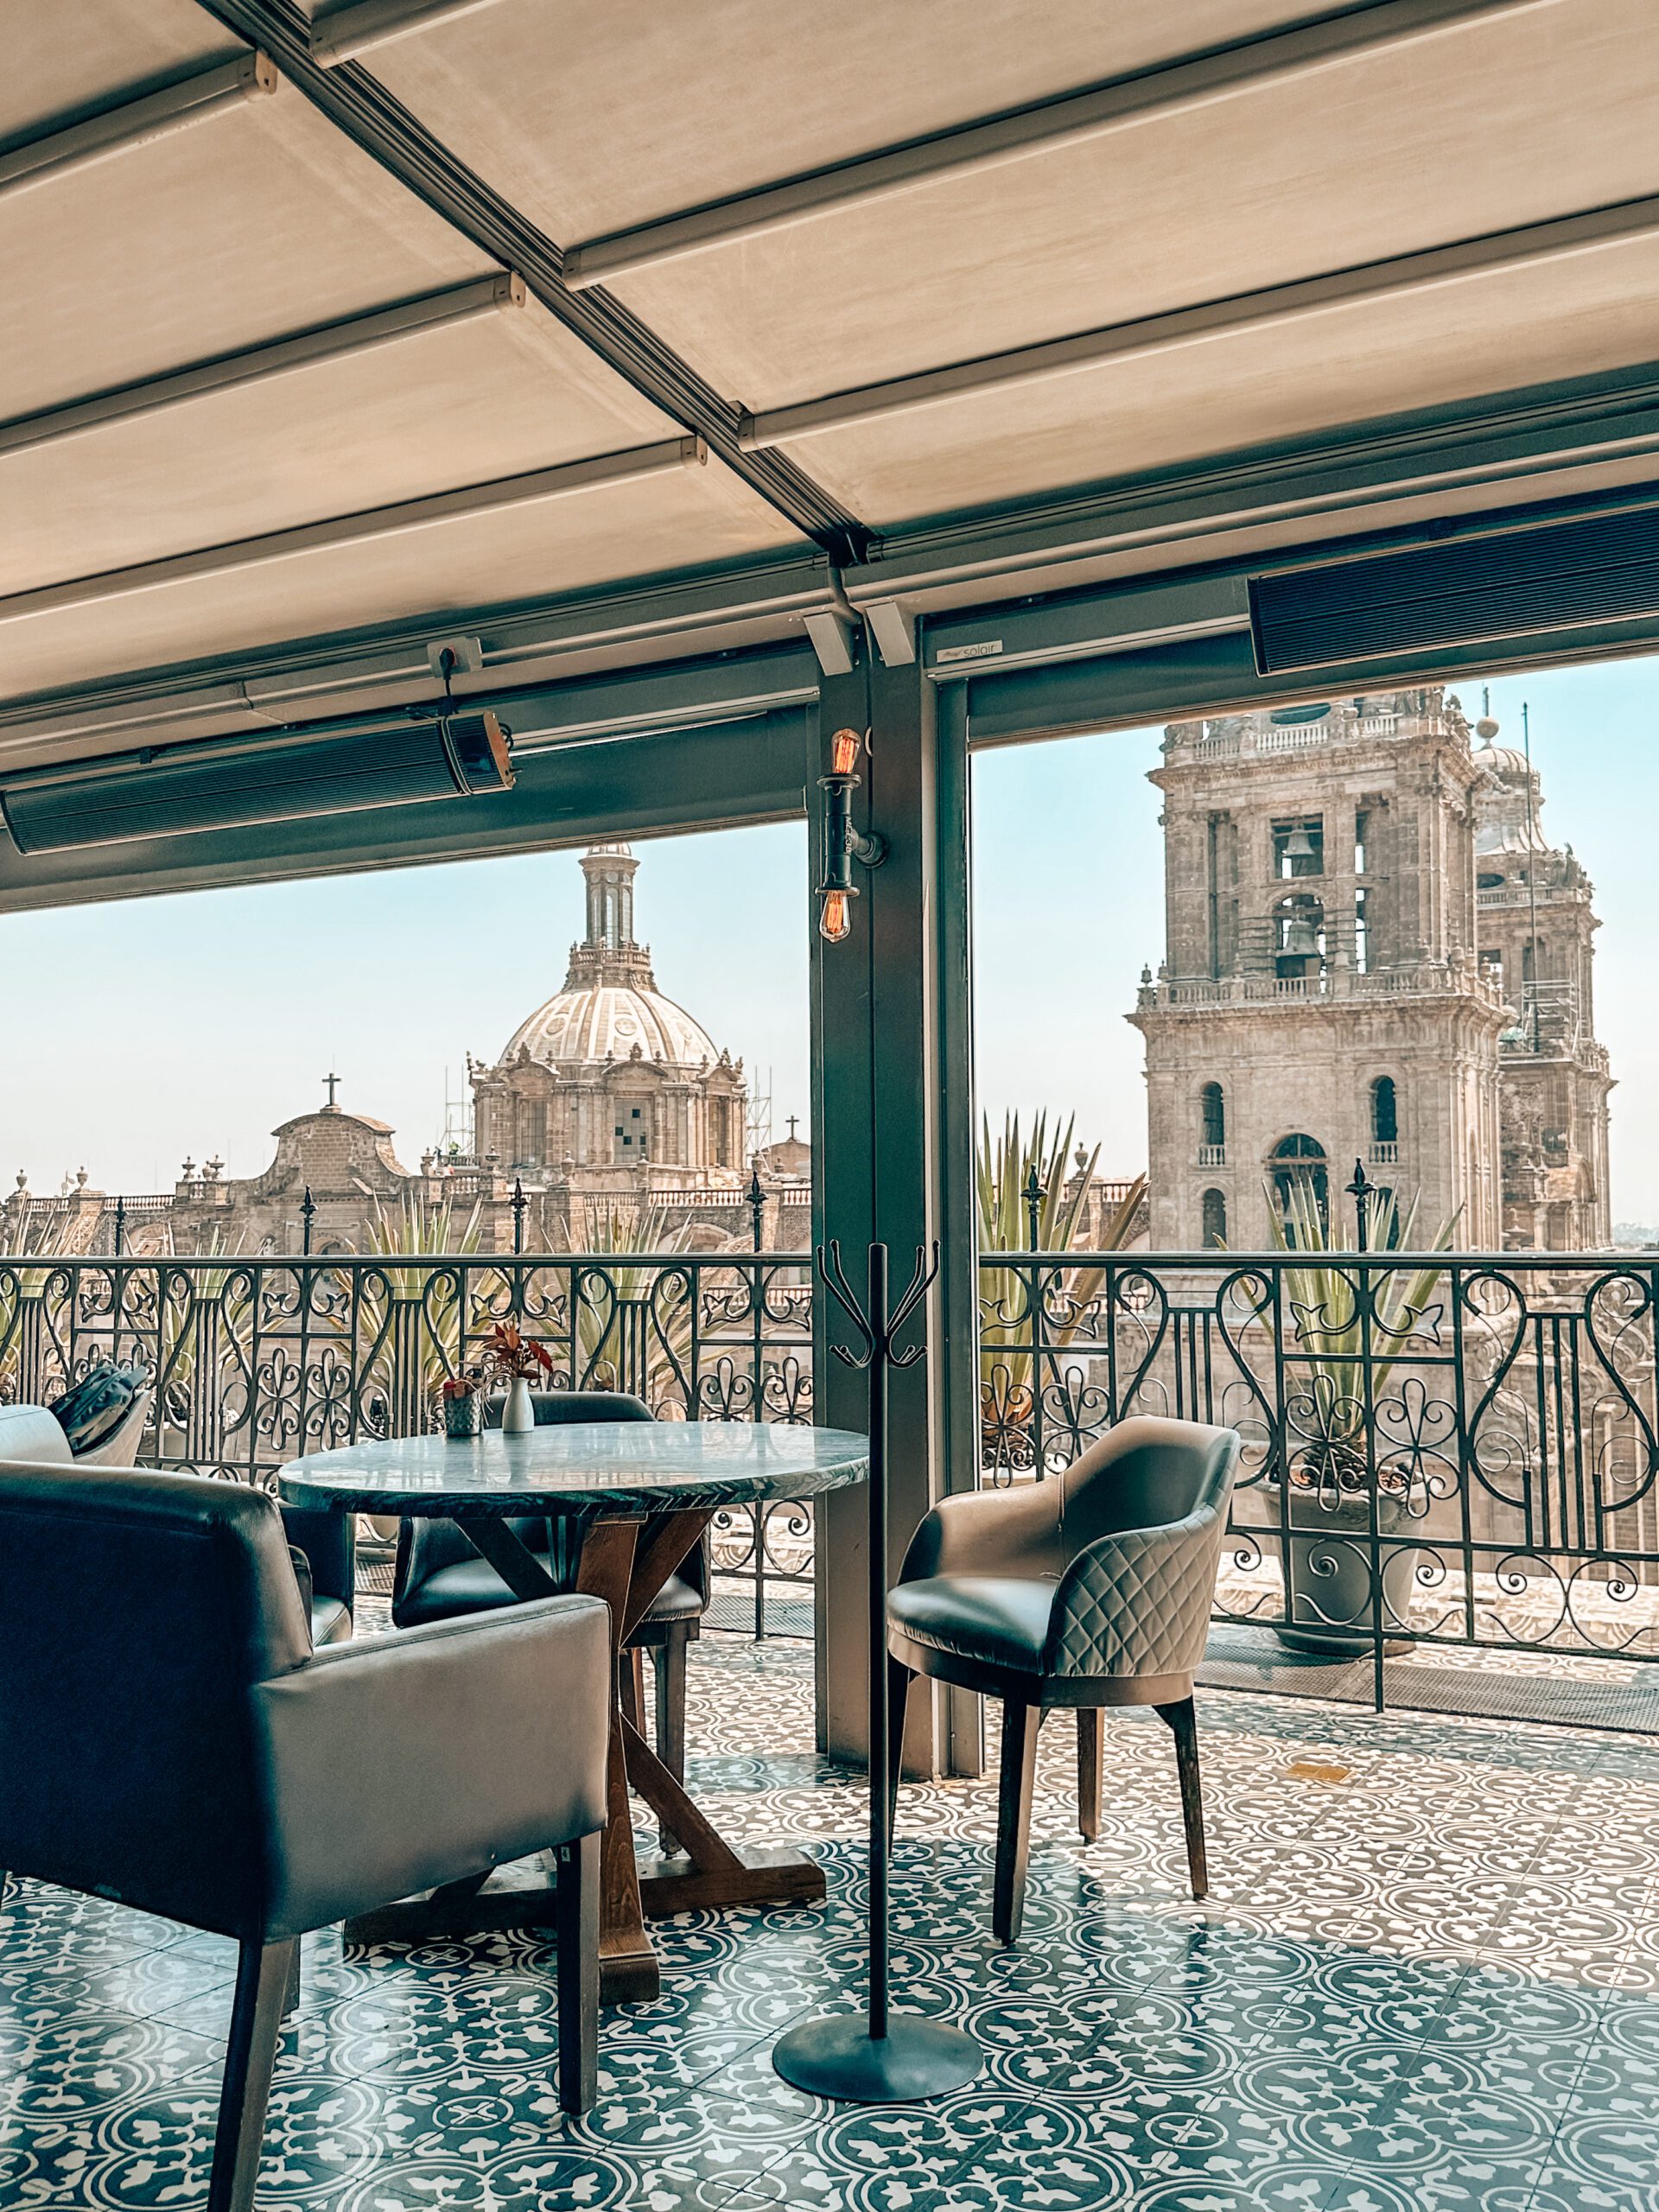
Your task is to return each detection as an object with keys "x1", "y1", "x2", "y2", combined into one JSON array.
[{"x1": 277, "y1": 1420, "x2": 869, "y2": 1516}]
